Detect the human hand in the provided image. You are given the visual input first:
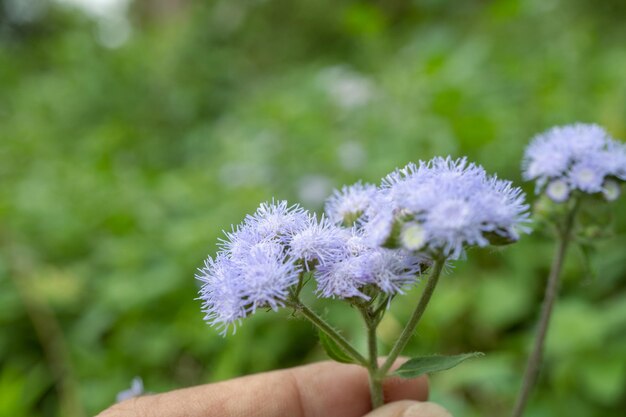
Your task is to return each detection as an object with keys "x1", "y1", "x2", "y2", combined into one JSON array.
[{"x1": 97, "y1": 360, "x2": 452, "y2": 417}]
